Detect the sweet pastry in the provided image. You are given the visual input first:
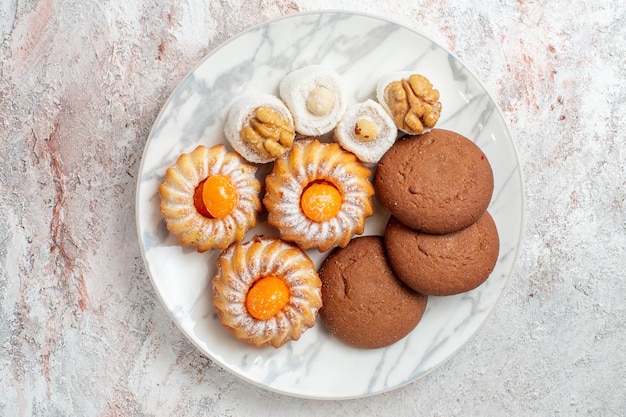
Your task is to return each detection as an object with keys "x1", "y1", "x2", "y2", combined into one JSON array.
[
  {"x1": 212, "y1": 237, "x2": 322, "y2": 348},
  {"x1": 384, "y1": 212, "x2": 500, "y2": 296},
  {"x1": 318, "y1": 236, "x2": 428, "y2": 349},
  {"x1": 333, "y1": 99, "x2": 398, "y2": 163},
  {"x1": 376, "y1": 71, "x2": 442, "y2": 134},
  {"x1": 158, "y1": 144, "x2": 261, "y2": 252},
  {"x1": 375, "y1": 129, "x2": 494, "y2": 234},
  {"x1": 263, "y1": 138, "x2": 375, "y2": 252},
  {"x1": 224, "y1": 94, "x2": 295, "y2": 164},
  {"x1": 279, "y1": 65, "x2": 347, "y2": 136}
]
